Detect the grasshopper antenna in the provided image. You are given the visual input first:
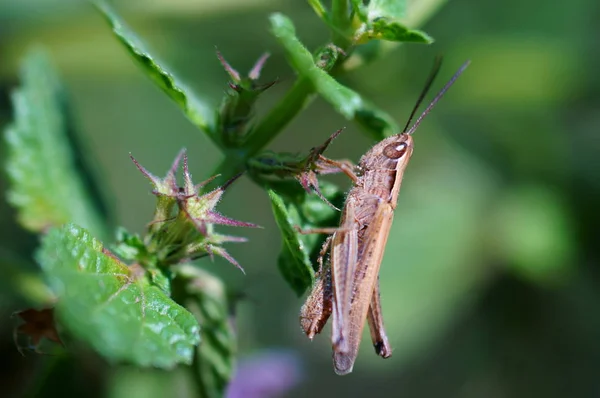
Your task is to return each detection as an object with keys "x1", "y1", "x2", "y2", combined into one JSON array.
[
  {"x1": 402, "y1": 55, "x2": 443, "y2": 133},
  {"x1": 405, "y1": 59, "x2": 471, "y2": 135}
]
